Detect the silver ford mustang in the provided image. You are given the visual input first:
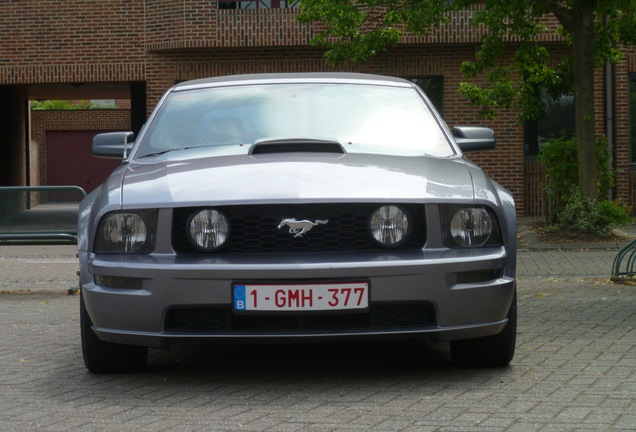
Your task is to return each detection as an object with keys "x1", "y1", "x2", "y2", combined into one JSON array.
[{"x1": 79, "y1": 73, "x2": 516, "y2": 373}]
